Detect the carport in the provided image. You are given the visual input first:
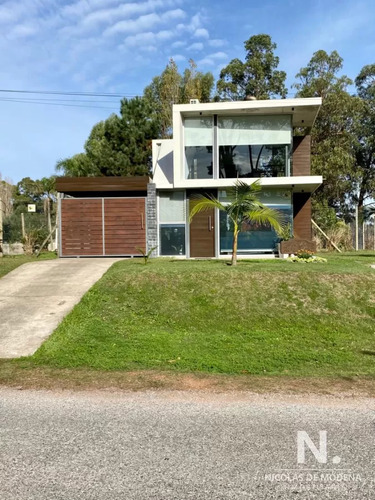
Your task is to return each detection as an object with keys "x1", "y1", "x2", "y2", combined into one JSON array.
[{"x1": 56, "y1": 177, "x2": 150, "y2": 257}]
